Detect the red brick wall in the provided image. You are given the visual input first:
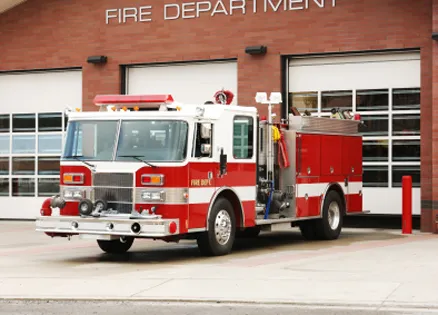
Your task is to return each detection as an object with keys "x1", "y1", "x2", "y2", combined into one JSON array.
[
  {"x1": 0, "y1": 0, "x2": 435, "y2": 228},
  {"x1": 0, "y1": 0, "x2": 432, "y2": 107},
  {"x1": 428, "y1": 0, "x2": 438, "y2": 232}
]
